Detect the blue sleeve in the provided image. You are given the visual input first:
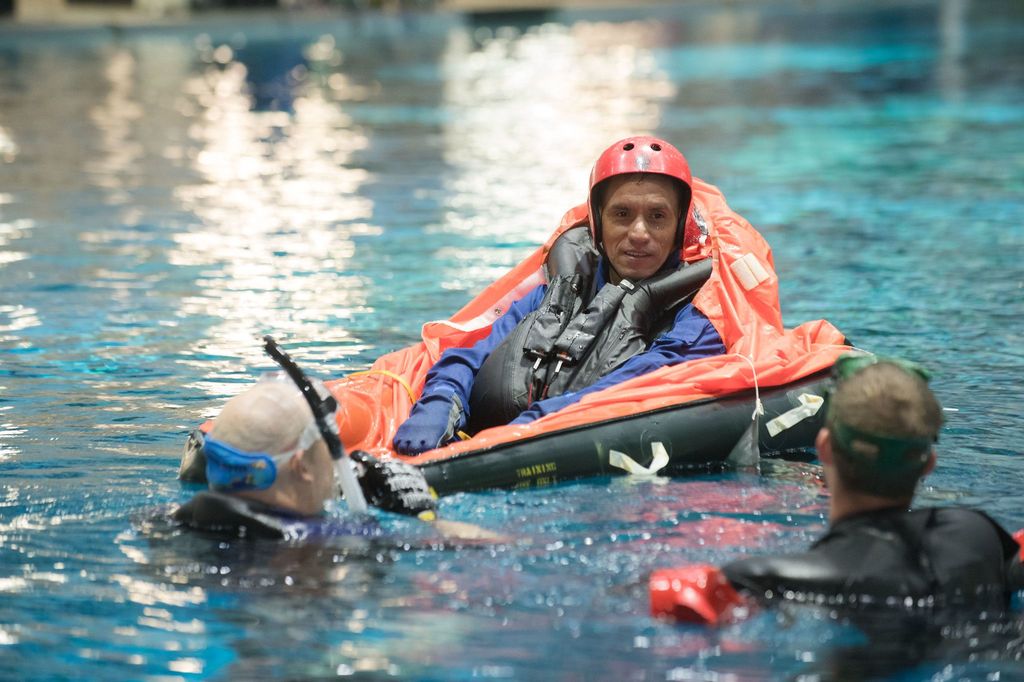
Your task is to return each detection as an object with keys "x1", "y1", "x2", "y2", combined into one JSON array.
[
  {"x1": 509, "y1": 304, "x2": 725, "y2": 423},
  {"x1": 417, "y1": 284, "x2": 547, "y2": 415}
]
